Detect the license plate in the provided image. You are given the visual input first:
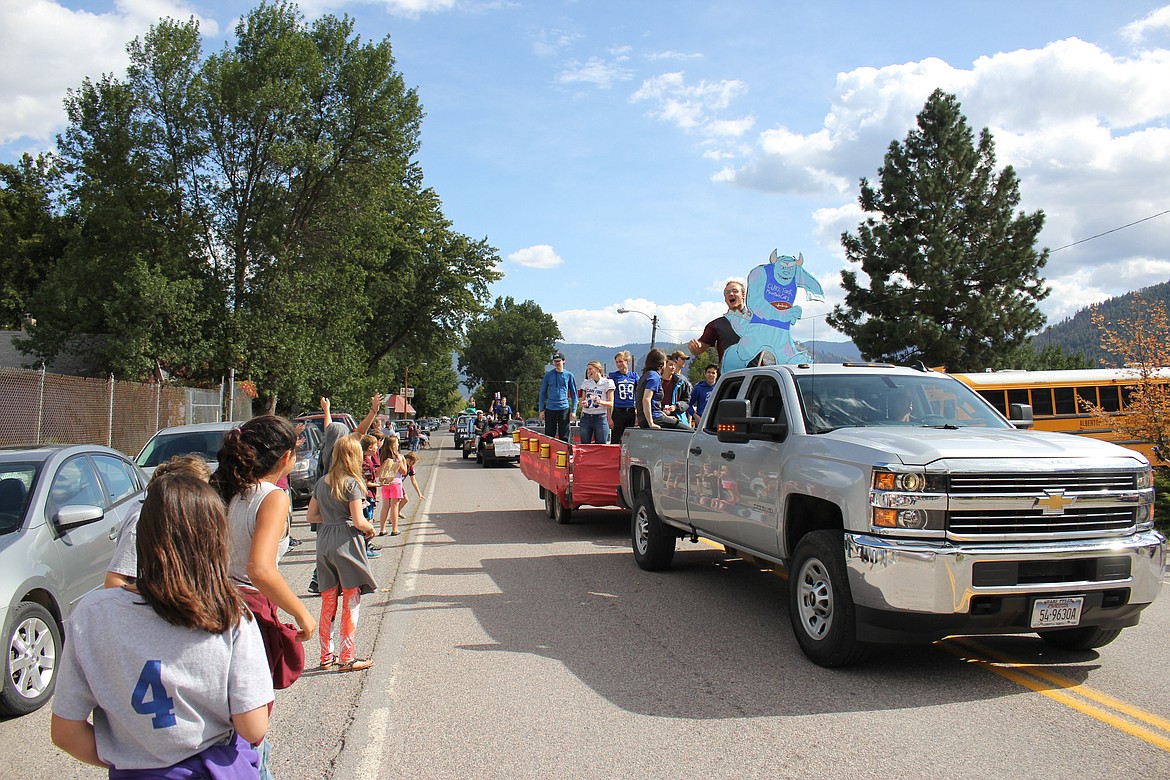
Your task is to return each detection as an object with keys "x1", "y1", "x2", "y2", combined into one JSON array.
[
  {"x1": 494, "y1": 440, "x2": 519, "y2": 455},
  {"x1": 1030, "y1": 596, "x2": 1084, "y2": 628}
]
